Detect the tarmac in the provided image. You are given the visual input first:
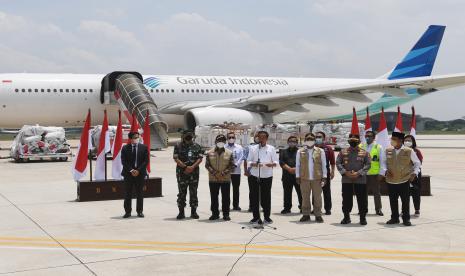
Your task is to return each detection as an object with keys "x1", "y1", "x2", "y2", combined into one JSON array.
[{"x1": 0, "y1": 135, "x2": 465, "y2": 276}]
